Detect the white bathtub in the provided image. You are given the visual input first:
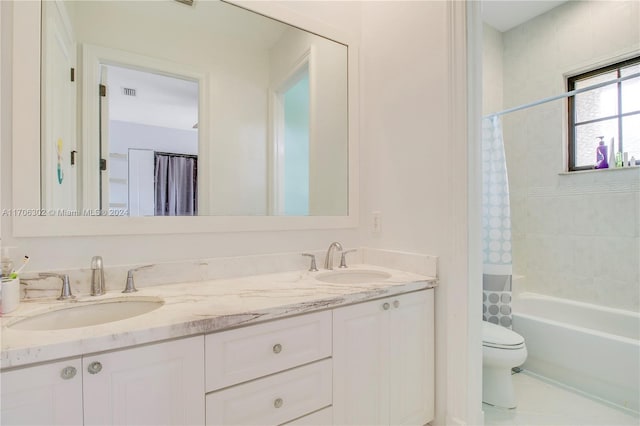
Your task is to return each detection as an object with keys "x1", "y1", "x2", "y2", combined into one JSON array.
[{"x1": 512, "y1": 292, "x2": 640, "y2": 414}]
